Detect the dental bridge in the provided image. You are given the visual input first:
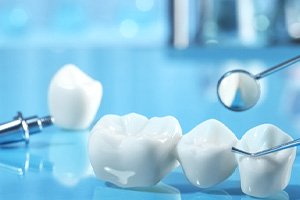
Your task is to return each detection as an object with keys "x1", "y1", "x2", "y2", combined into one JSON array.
[{"x1": 89, "y1": 114, "x2": 296, "y2": 198}]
